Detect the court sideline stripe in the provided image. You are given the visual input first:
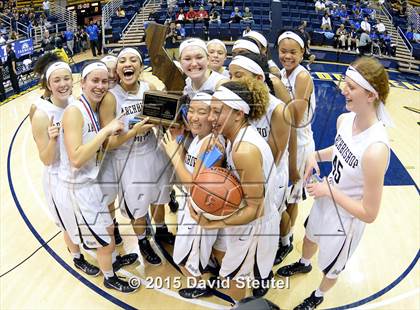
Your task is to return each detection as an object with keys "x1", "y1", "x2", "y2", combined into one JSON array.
[
  {"x1": 7, "y1": 115, "x2": 420, "y2": 310},
  {"x1": 353, "y1": 287, "x2": 420, "y2": 309},
  {"x1": 7, "y1": 115, "x2": 136, "y2": 310}
]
